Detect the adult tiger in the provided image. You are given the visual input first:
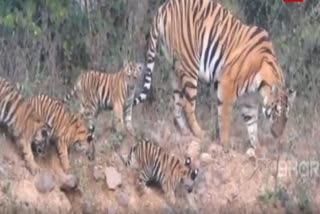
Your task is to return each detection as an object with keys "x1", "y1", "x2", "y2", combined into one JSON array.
[
  {"x1": 0, "y1": 77, "x2": 52, "y2": 175},
  {"x1": 63, "y1": 62, "x2": 144, "y2": 134},
  {"x1": 28, "y1": 94, "x2": 95, "y2": 173},
  {"x1": 118, "y1": 136, "x2": 199, "y2": 205},
  {"x1": 134, "y1": 0, "x2": 296, "y2": 152}
]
